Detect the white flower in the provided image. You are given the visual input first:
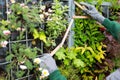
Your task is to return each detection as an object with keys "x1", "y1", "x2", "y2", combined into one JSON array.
[
  {"x1": 0, "y1": 41, "x2": 8, "y2": 47},
  {"x1": 20, "y1": 3, "x2": 25, "y2": 7},
  {"x1": 41, "y1": 6, "x2": 46, "y2": 10},
  {"x1": 20, "y1": 65, "x2": 27, "y2": 70},
  {"x1": 43, "y1": 12, "x2": 50, "y2": 17},
  {"x1": 33, "y1": 58, "x2": 41, "y2": 64},
  {"x1": 32, "y1": 1, "x2": 36, "y2": 4},
  {"x1": 16, "y1": 27, "x2": 25, "y2": 31},
  {"x1": 47, "y1": 17, "x2": 52, "y2": 21},
  {"x1": 10, "y1": 0, "x2": 15, "y2": 3},
  {"x1": 39, "y1": 76, "x2": 45, "y2": 80},
  {"x1": 39, "y1": 14, "x2": 44, "y2": 20},
  {"x1": 39, "y1": 68, "x2": 42, "y2": 71},
  {"x1": 3, "y1": 30, "x2": 11, "y2": 36},
  {"x1": 48, "y1": 9, "x2": 53, "y2": 13},
  {"x1": 6, "y1": 11, "x2": 11, "y2": 15},
  {"x1": 41, "y1": 69, "x2": 49, "y2": 77},
  {"x1": 23, "y1": 6, "x2": 29, "y2": 9}
]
